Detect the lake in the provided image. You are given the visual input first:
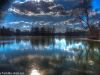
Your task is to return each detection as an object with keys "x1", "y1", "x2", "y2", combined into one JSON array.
[{"x1": 0, "y1": 36, "x2": 100, "y2": 75}]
